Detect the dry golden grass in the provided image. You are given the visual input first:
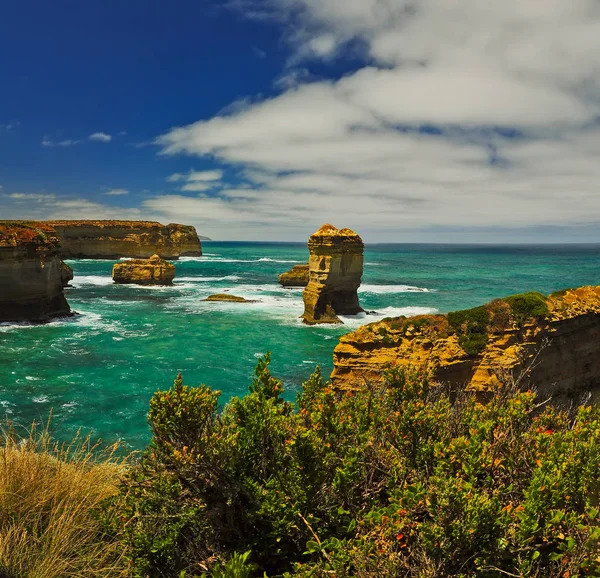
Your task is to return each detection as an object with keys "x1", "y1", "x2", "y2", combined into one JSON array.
[{"x1": 0, "y1": 423, "x2": 130, "y2": 578}]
